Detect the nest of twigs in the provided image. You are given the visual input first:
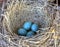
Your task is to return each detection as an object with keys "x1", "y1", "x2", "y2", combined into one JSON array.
[{"x1": 1, "y1": 0, "x2": 59, "y2": 47}]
